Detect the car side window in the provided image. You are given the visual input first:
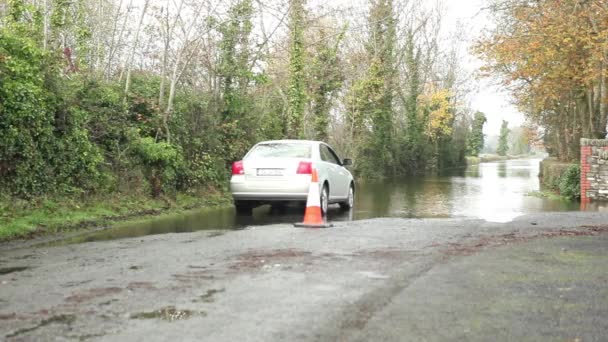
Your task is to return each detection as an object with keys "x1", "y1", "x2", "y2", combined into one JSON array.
[
  {"x1": 326, "y1": 147, "x2": 342, "y2": 165},
  {"x1": 321, "y1": 145, "x2": 341, "y2": 165},
  {"x1": 319, "y1": 145, "x2": 330, "y2": 162}
]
